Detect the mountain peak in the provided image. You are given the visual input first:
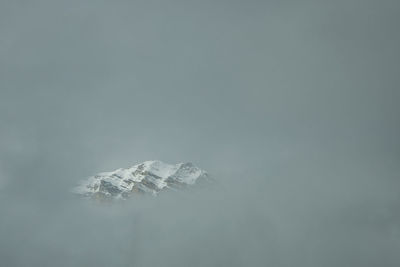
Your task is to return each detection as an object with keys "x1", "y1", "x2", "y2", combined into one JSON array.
[{"x1": 73, "y1": 160, "x2": 209, "y2": 200}]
